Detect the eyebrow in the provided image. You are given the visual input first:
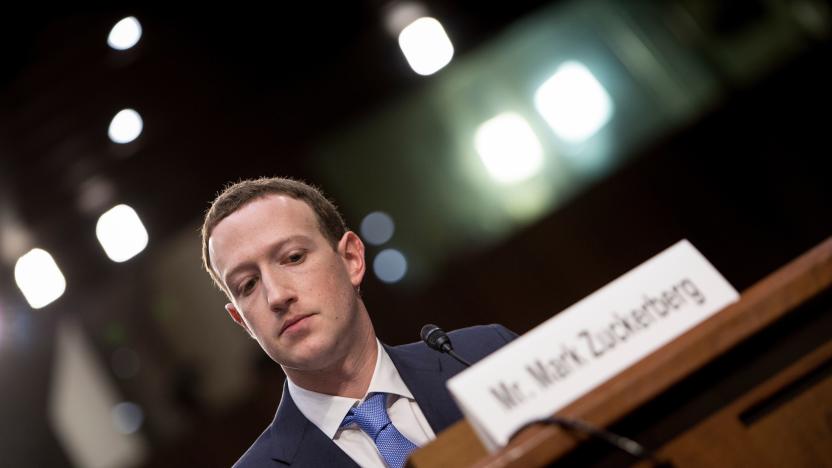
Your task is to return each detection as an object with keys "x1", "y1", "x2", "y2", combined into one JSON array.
[{"x1": 221, "y1": 234, "x2": 311, "y2": 289}]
